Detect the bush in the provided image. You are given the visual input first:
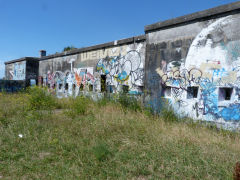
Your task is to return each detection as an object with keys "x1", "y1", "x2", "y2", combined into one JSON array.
[
  {"x1": 118, "y1": 93, "x2": 142, "y2": 112},
  {"x1": 97, "y1": 97, "x2": 110, "y2": 107},
  {"x1": 66, "y1": 96, "x2": 90, "y2": 118},
  {"x1": 160, "y1": 107, "x2": 180, "y2": 122},
  {"x1": 27, "y1": 86, "x2": 57, "y2": 110}
]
